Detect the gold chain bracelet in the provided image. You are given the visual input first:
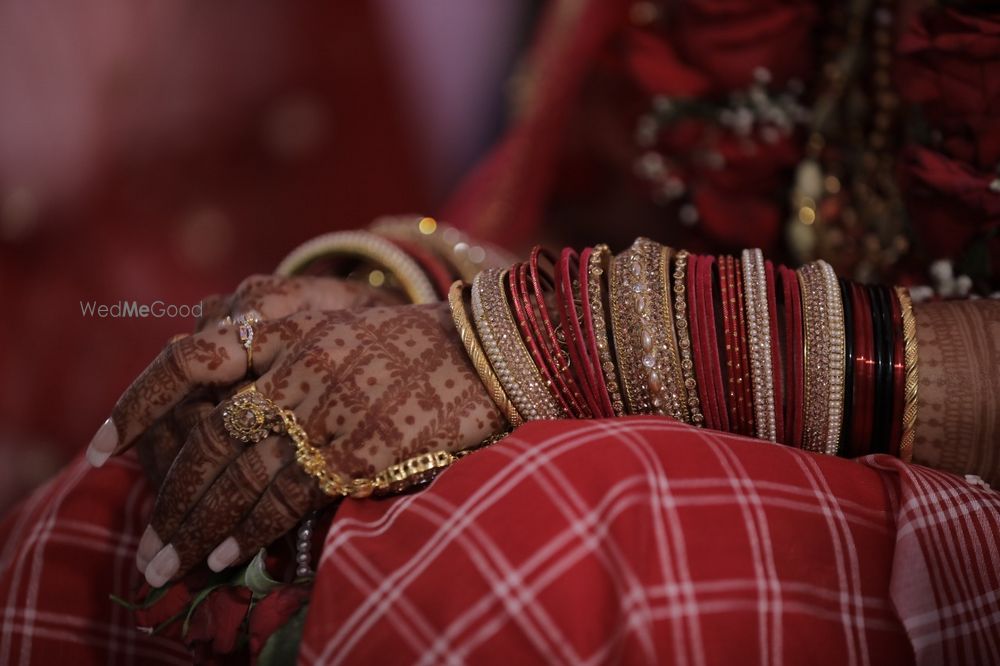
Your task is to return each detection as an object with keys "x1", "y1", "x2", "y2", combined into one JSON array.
[{"x1": 285, "y1": 404, "x2": 509, "y2": 498}]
